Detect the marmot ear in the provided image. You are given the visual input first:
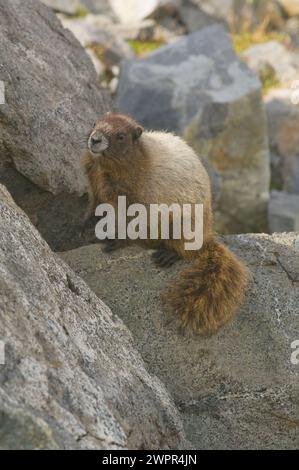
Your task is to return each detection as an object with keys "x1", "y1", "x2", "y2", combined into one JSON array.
[{"x1": 133, "y1": 125, "x2": 143, "y2": 140}]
